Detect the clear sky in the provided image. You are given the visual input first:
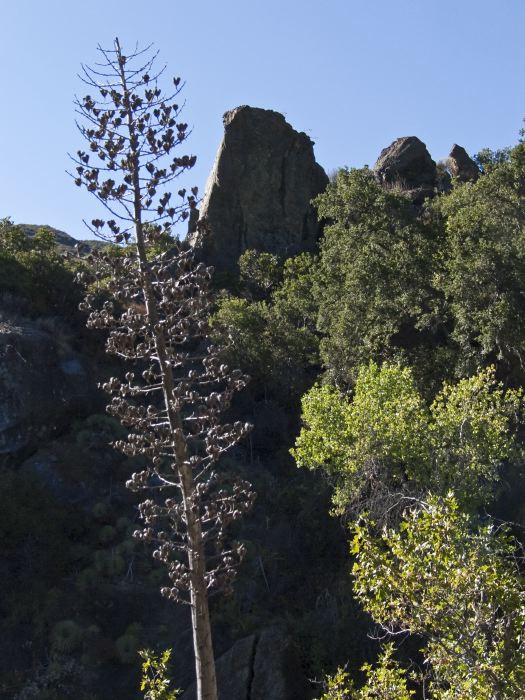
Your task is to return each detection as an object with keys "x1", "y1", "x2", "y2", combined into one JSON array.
[{"x1": 1, "y1": 0, "x2": 524, "y2": 239}]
